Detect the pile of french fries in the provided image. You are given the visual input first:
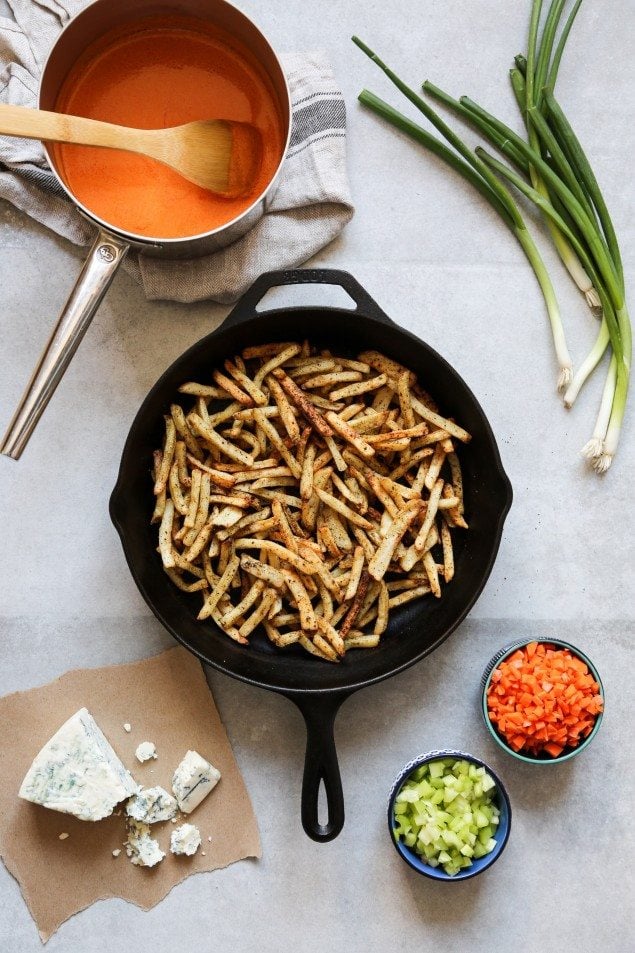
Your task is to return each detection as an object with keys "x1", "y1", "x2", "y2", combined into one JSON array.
[{"x1": 151, "y1": 342, "x2": 470, "y2": 662}]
